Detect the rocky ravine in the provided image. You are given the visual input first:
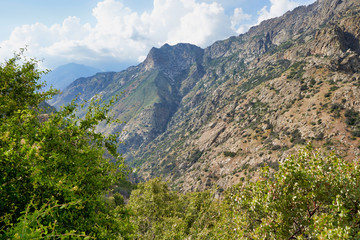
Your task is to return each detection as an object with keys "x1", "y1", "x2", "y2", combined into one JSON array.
[{"x1": 50, "y1": 0, "x2": 360, "y2": 192}]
